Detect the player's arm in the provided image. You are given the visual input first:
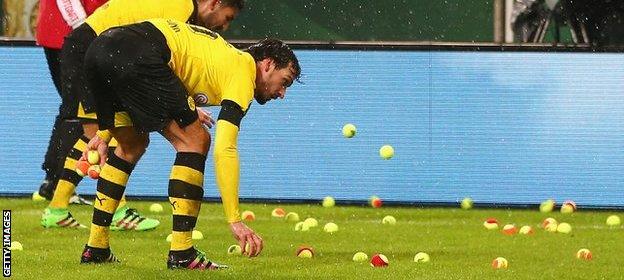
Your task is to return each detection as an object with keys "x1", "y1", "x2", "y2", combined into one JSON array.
[
  {"x1": 56, "y1": 0, "x2": 87, "y2": 28},
  {"x1": 214, "y1": 99, "x2": 245, "y2": 223}
]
